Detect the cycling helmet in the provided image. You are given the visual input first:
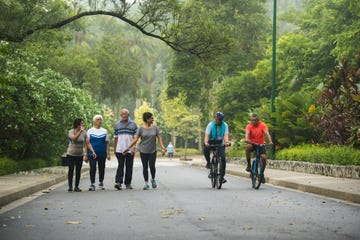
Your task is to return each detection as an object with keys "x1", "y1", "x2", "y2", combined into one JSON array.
[{"x1": 215, "y1": 112, "x2": 224, "y2": 120}]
